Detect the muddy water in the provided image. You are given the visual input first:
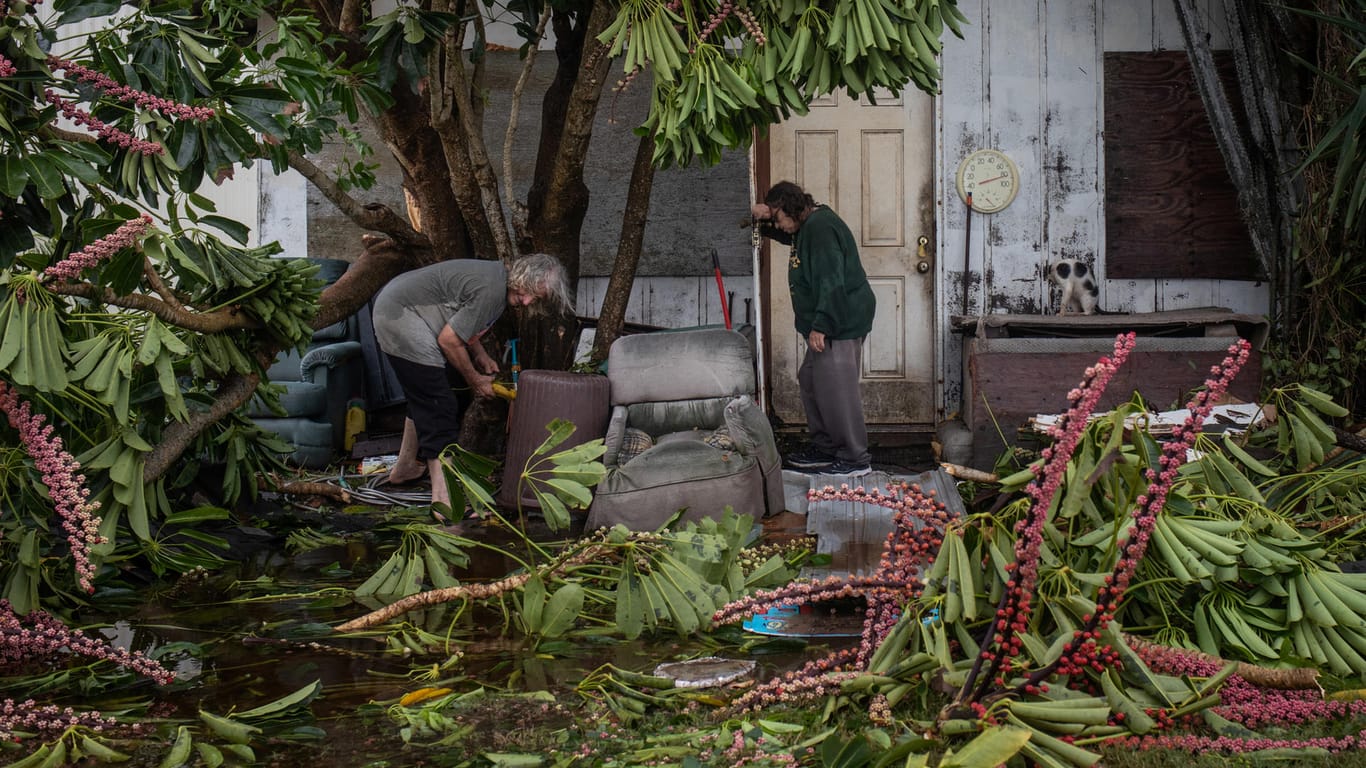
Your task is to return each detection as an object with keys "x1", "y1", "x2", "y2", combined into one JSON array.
[{"x1": 72, "y1": 510, "x2": 856, "y2": 766}]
